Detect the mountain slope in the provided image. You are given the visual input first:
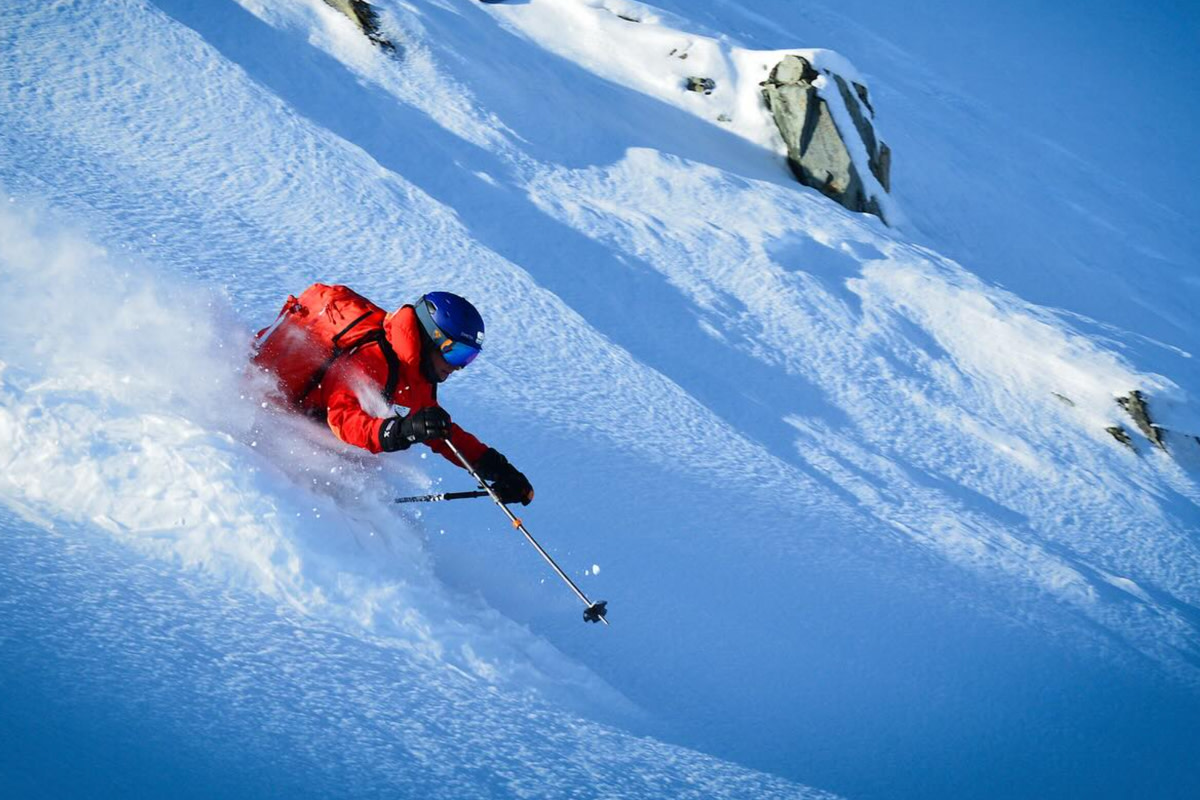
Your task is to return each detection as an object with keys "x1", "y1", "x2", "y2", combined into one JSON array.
[{"x1": 2, "y1": 1, "x2": 1198, "y2": 798}]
